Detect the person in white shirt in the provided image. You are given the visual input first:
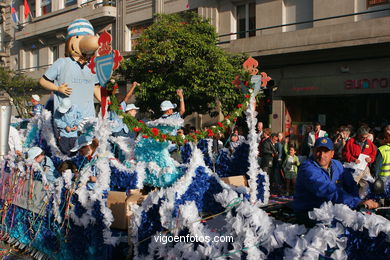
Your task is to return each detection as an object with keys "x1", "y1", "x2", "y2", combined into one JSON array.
[
  {"x1": 256, "y1": 121, "x2": 263, "y2": 143},
  {"x1": 308, "y1": 122, "x2": 327, "y2": 155},
  {"x1": 8, "y1": 126, "x2": 23, "y2": 156}
]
